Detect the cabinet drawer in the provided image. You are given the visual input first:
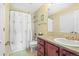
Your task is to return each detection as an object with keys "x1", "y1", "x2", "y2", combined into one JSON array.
[
  {"x1": 37, "y1": 44, "x2": 44, "y2": 55},
  {"x1": 38, "y1": 38, "x2": 44, "y2": 46}
]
